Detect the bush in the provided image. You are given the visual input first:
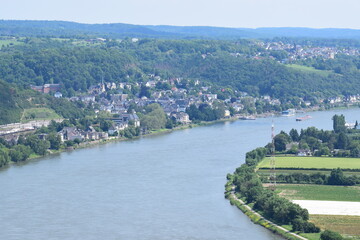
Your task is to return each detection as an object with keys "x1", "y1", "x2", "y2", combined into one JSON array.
[
  {"x1": 9, "y1": 144, "x2": 32, "y2": 162},
  {"x1": 65, "y1": 140, "x2": 74, "y2": 147},
  {"x1": 292, "y1": 218, "x2": 320, "y2": 233},
  {"x1": 320, "y1": 230, "x2": 343, "y2": 240},
  {"x1": 0, "y1": 148, "x2": 10, "y2": 168}
]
